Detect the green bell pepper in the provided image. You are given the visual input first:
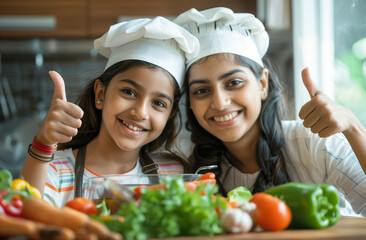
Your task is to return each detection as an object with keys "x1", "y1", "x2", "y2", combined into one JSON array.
[{"x1": 265, "y1": 182, "x2": 340, "y2": 229}]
